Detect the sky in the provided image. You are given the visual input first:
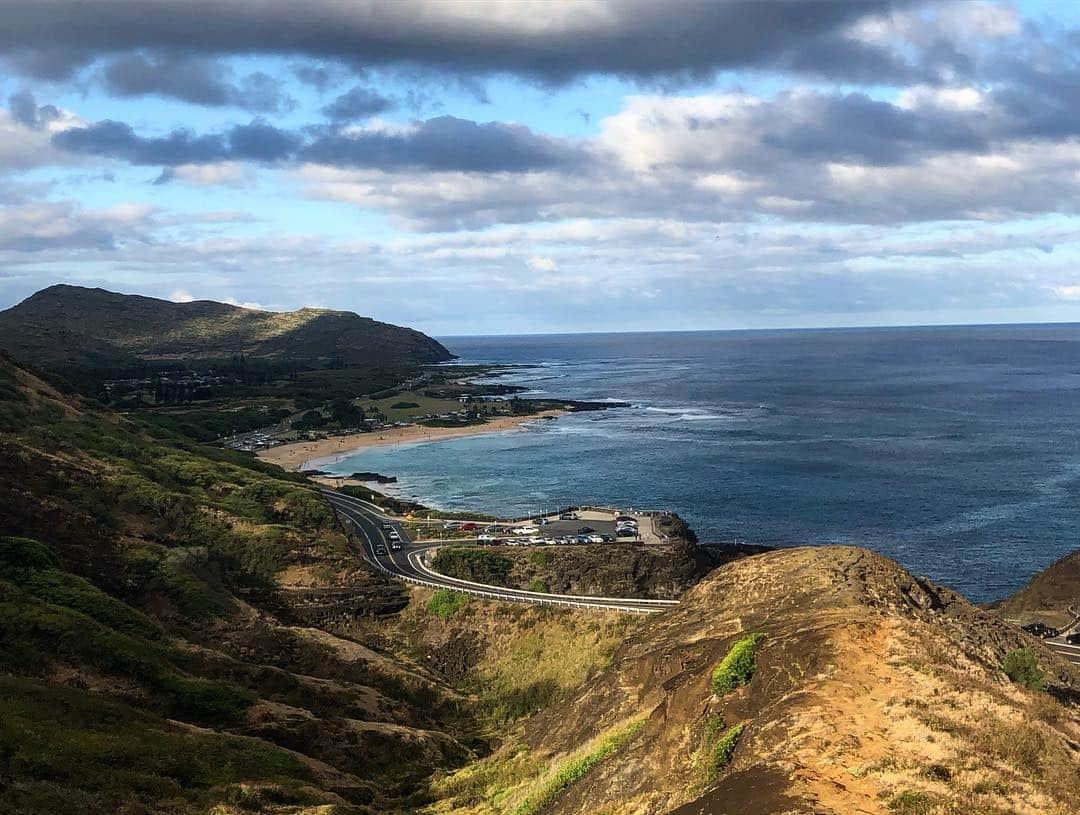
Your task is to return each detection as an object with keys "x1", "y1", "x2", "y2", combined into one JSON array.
[{"x1": 2, "y1": 0, "x2": 1080, "y2": 336}]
